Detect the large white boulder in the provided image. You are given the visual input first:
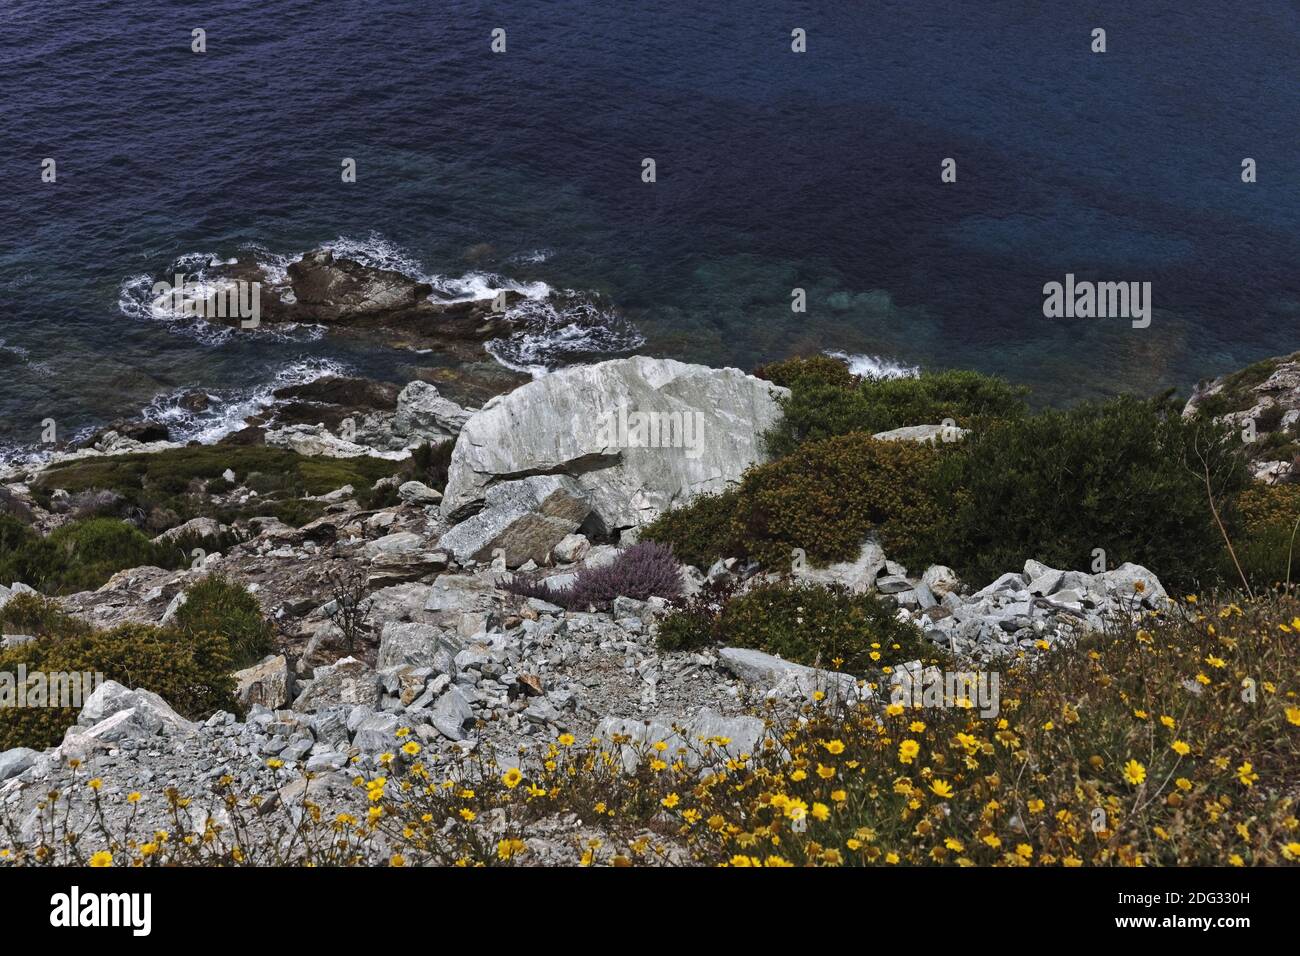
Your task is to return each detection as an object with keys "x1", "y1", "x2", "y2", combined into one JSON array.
[{"x1": 440, "y1": 357, "x2": 788, "y2": 531}]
